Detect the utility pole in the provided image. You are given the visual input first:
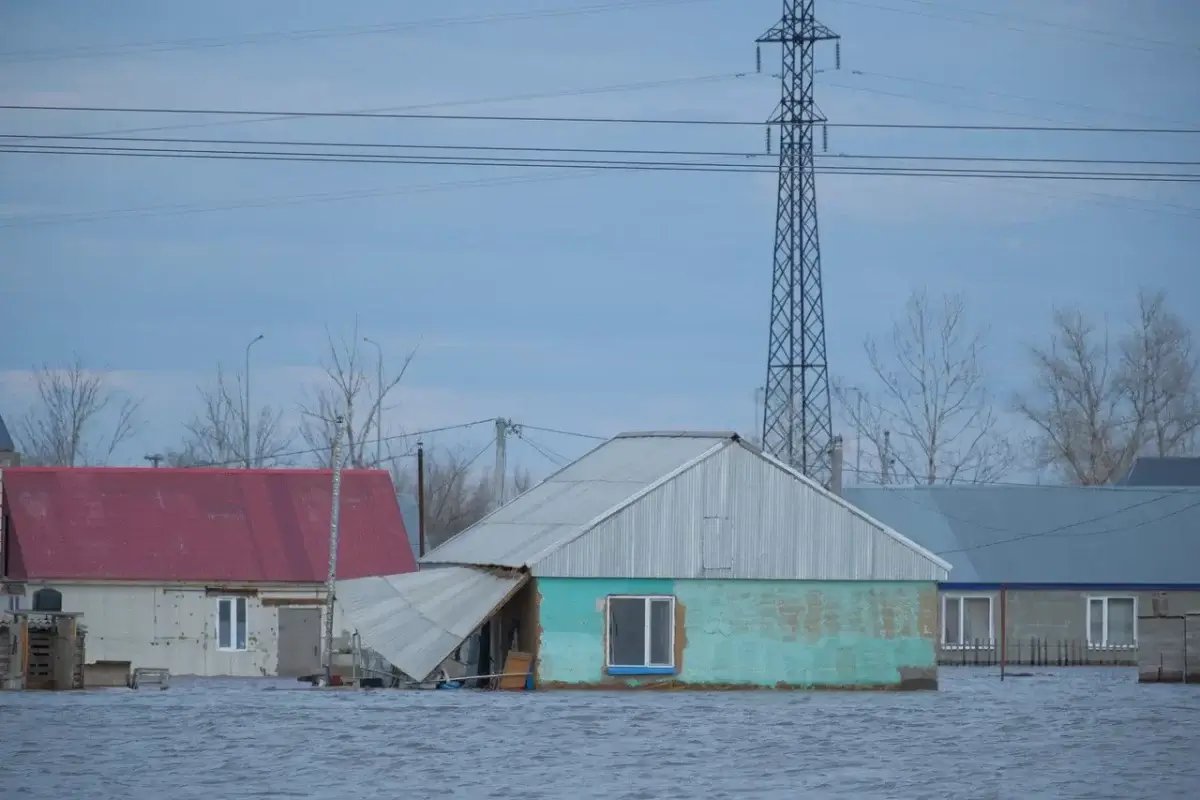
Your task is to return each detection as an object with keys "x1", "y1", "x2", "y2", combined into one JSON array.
[
  {"x1": 756, "y1": 1, "x2": 841, "y2": 488},
  {"x1": 363, "y1": 336, "x2": 383, "y2": 468},
  {"x1": 882, "y1": 430, "x2": 891, "y2": 485},
  {"x1": 322, "y1": 414, "x2": 346, "y2": 687},
  {"x1": 416, "y1": 440, "x2": 427, "y2": 558},
  {"x1": 244, "y1": 334, "x2": 264, "y2": 469},
  {"x1": 492, "y1": 418, "x2": 508, "y2": 510},
  {"x1": 143, "y1": 453, "x2": 163, "y2": 468}
]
